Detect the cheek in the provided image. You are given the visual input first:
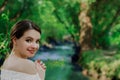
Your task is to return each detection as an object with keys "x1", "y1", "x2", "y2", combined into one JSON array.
[
  {"x1": 37, "y1": 44, "x2": 40, "y2": 49},
  {"x1": 18, "y1": 42, "x2": 29, "y2": 48}
]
